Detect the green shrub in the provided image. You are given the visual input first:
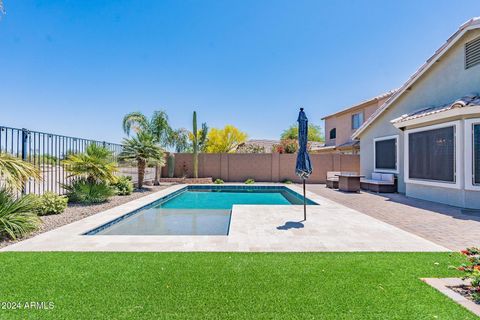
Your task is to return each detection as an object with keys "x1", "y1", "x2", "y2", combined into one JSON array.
[
  {"x1": 282, "y1": 179, "x2": 293, "y2": 184},
  {"x1": 113, "y1": 176, "x2": 134, "y2": 196},
  {"x1": 214, "y1": 179, "x2": 224, "y2": 184},
  {"x1": 36, "y1": 192, "x2": 68, "y2": 215},
  {"x1": 0, "y1": 189, "x2": 40, "y2": 240},
  {"x1": 244, "y1": 178, "x2": 255, "y2": 184},
  {"x1": 65, "y1": 179, "x2": 115, "y2": 204}
]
